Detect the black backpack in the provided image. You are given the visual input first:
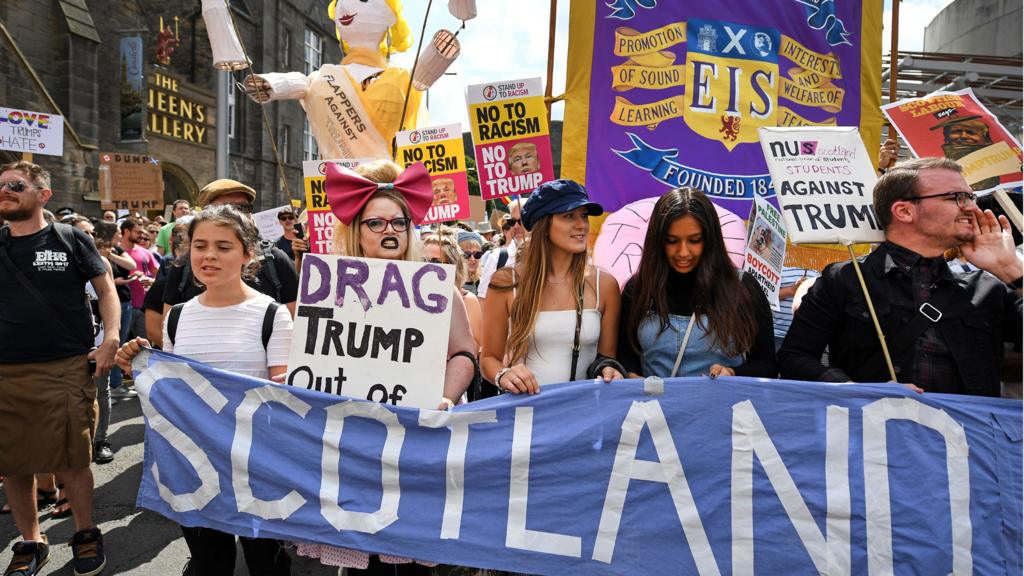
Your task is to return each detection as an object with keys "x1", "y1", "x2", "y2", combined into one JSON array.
[{"x1": 167, "y1": 300, "x2": 280, "y2": 349}]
